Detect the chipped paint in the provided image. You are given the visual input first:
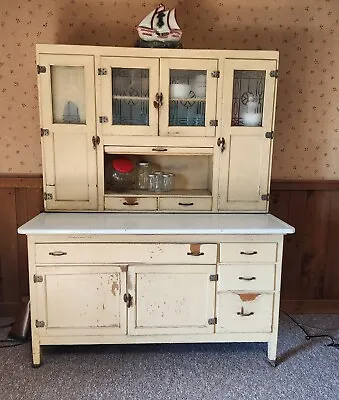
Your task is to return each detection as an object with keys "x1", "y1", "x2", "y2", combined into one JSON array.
[
  {"x1": 189, "y1": 243, "x2": 201, "y2": 256},
  {"x1": 111, "y1": 281, "x2": 119, "y2": 296},
  {"x1": 238, "y1": 293, "x2": 260, "y2": 302}
]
